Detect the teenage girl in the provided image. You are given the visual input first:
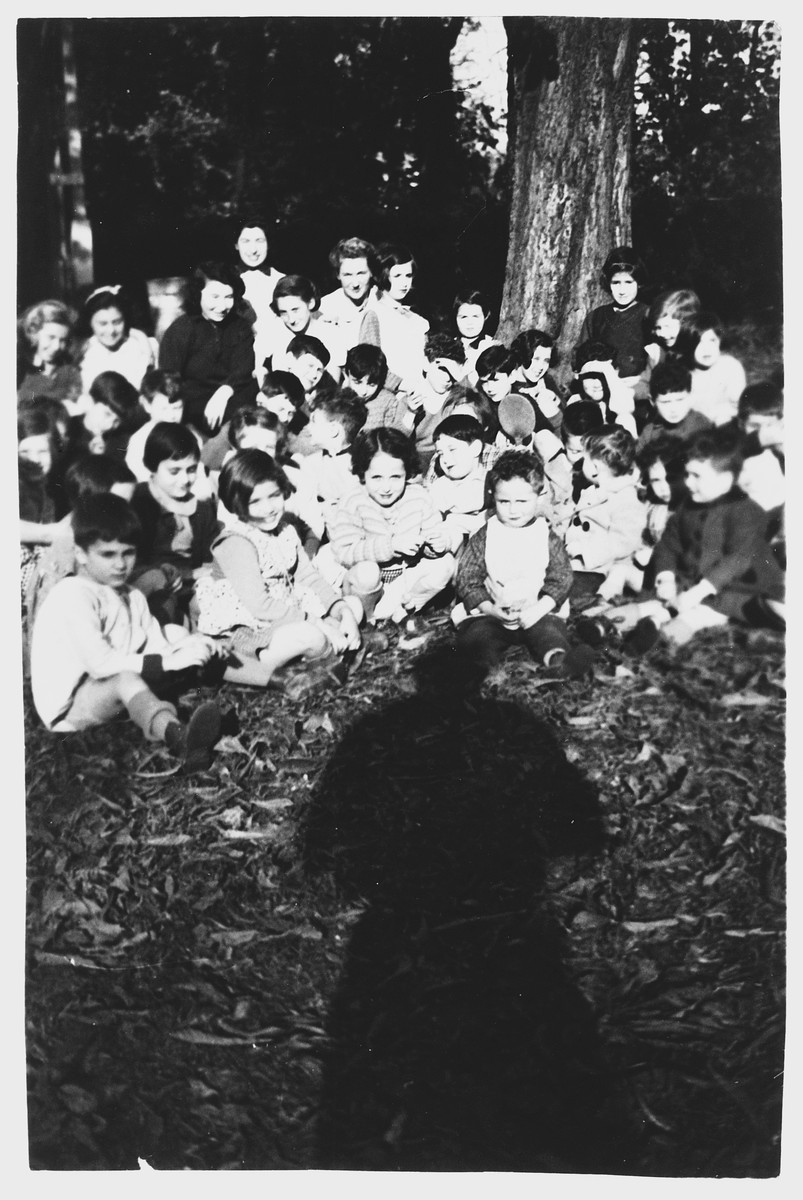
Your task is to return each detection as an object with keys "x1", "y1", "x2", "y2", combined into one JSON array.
[
  {"x1": 581, "y1": 246, "x2": 650, "y2": 382},
  {"x1": 645, "y1": 289, "x2": 701, "y2": 368},
  {"x1": 358, "y1": 244, "x2": 430, "y2": 394},
  {"x1": 77, "y1": 285, "x2": 158, "y2": 392},
  {"x1": 17, "y1": 300, "x2": 83, "y2": 411},
  {"x1": 453, "y1": 288, "x2": 496, "y2": 379},
  {"x1": 260, "y1": 275, "x2": 346, "y2": 384}
]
